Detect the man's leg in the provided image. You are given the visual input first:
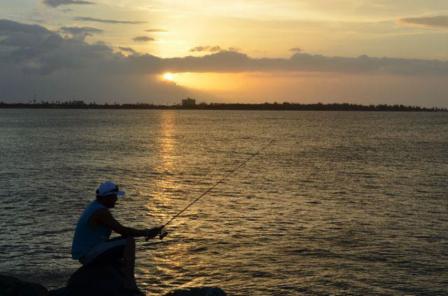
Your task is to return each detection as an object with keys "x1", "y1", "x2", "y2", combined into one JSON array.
[
  {"x1": 80, "y1": 238, "x2": 141, "y2": 292},
  {"x1": 81, "y1": 238, "x2": 127, "y2": 266},
  {"x1": 122, "y1": 237, "x2": 138, "y2": 290}
]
